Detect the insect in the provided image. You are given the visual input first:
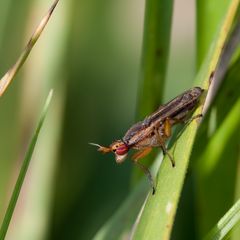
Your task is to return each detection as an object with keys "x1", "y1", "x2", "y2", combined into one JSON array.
[{"x1": 90, "y1": 87, "x2": 203, "y2": 194}]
